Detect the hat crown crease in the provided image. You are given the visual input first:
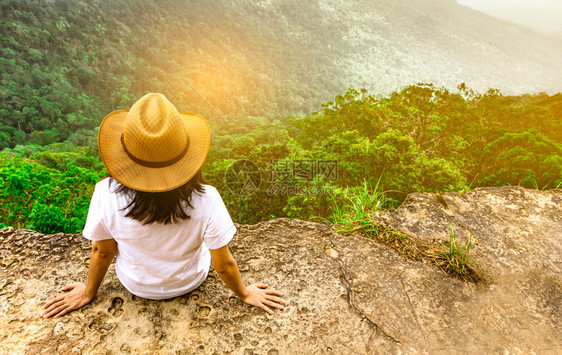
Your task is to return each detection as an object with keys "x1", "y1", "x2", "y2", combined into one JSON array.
[{"x1": 123, "y1": 94, "x2": 188, "y2": 163}]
